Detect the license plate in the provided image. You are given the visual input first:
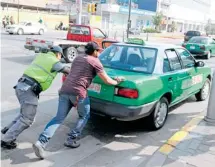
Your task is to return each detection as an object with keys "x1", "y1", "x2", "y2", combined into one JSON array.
[
  {"x1": 88, "y1": 83, "x2": 101, "y2": 93},
  {"x1": 35, "y1": 47, "x2": 40, "y2": 52},
  {"x1": 190, "y1": 46, "x2": 195, "y2": 49}
]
